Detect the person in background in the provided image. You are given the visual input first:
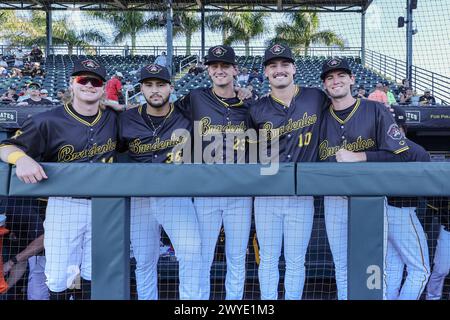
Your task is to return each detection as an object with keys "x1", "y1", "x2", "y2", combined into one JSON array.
[
  {"x1": 399, "y1": 87, "x2": 414, "y2": 105},
  {"x1": 0, "y1": 86, "x2": 19, "y2": 103},
  {"x1": 419, "y1": 89, "x2": 436, "y2": 106},
  {"x1": 16, "y1": 83, "x2": 49, "y2": 106},
  {"x1": 383, "y1": 81, "x2": 397, "y2": 105},
  {"x1": 248, "y1": 67, "x2": 264, "y2": 83},
  {"x1": 368, "y1": 82, "x2": 389, "y2": 106},
  {"x1": 155, "y1": 51, "x2": 167, "y2": 67},
  {"x1": 354, "y1": 85, "x2": 368, "y2": 99},
  {"x1": 105, "y1": 71, "x2": 124, "y2": 104}
]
